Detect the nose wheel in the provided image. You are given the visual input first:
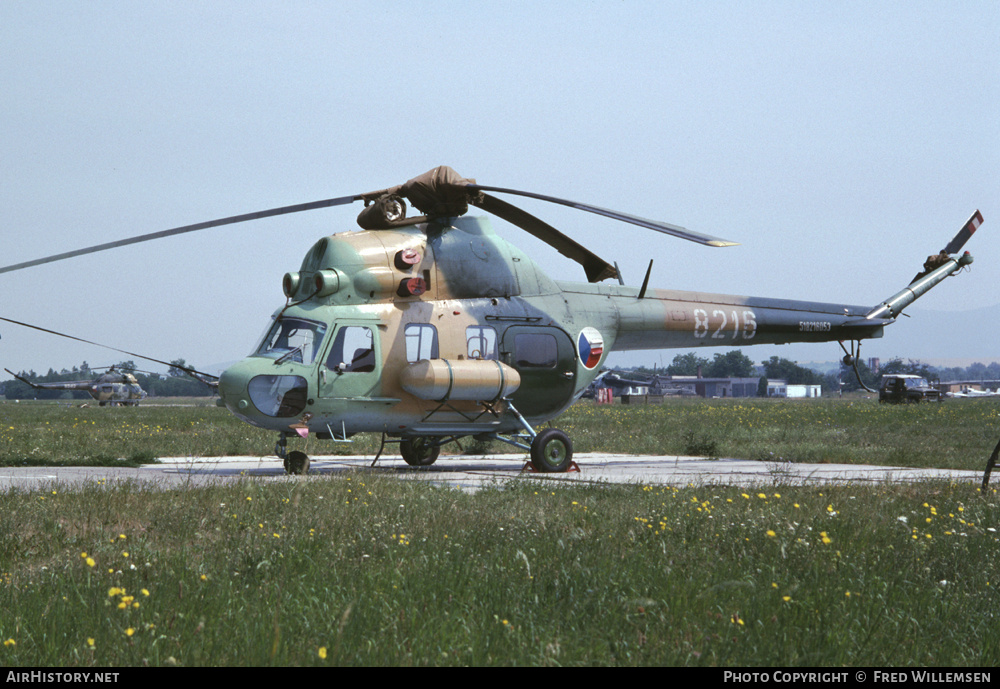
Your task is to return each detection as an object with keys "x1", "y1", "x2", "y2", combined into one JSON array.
[
  {"x1": 275, "y1": 433, "x2": 310, "y2": 475},
  {"x1": 284, "y1": 450, "x2": 310, "y2": 475}
]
